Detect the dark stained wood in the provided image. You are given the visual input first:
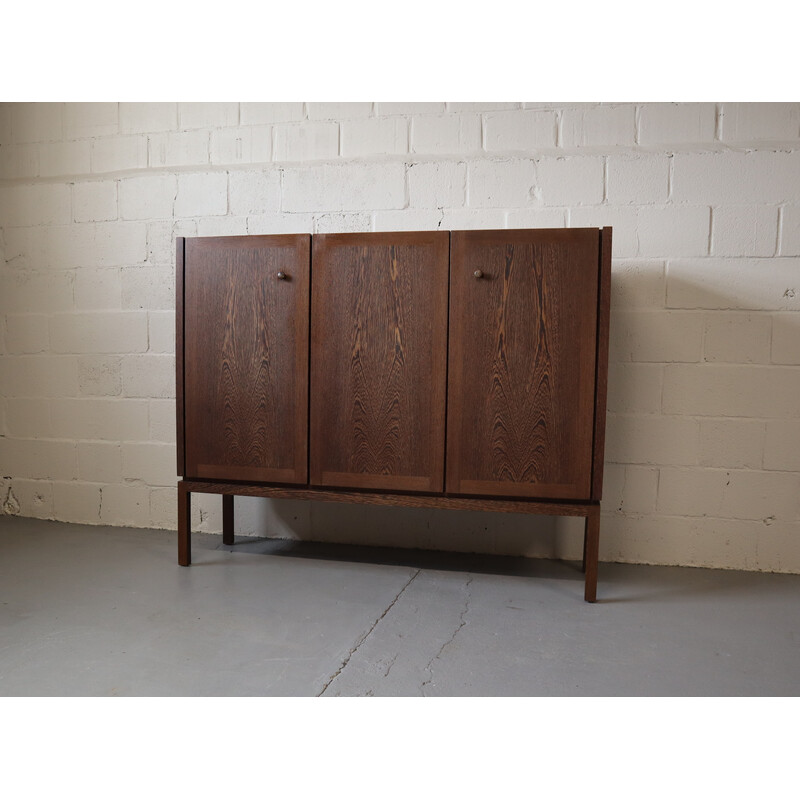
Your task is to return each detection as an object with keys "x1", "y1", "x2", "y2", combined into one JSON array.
[
  {"x1": 176, "y1": 237, "x2": 185, "y2": 477},
  {"x1": 222, "y1": 494, "x2": 234, "y2": 546},
  {"x1": 591, "y1": 227, "x2": 613, "y2": 501},
  {"x1": 583, "y1": 504, "x2": 601, "y2": 602},
  {"x1": 181, "y1": 479, "x2": 597, "y2": 518},
  {"x1": 447, "y1": 228, "x2": 600, "y2": 500},
  {"x1": 183, "y1": 235, "x2": 310, "y2": 484},
  {"x1": 178, "y1": 481, "x2": 191, "y2": 566},
  {"x1": 310, "y1": 232, "x2": 449, "y2": 492}
]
